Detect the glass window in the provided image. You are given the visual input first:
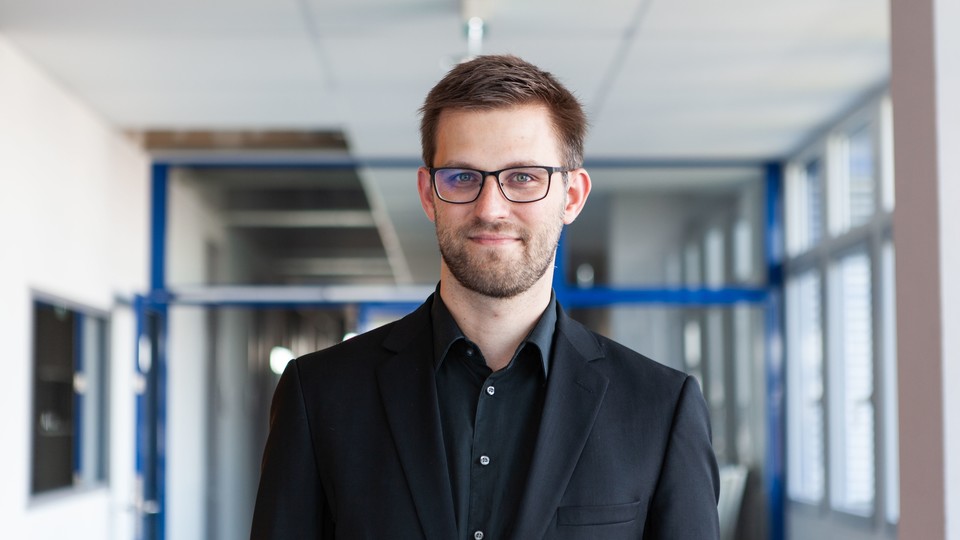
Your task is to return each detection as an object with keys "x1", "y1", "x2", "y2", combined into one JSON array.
[
  {"x1": 846, "y1": 124, "x2": 877, "y2": 227},
  {"x1": 829, "y1": 251, "x2": 874, "y2": 515},
  {"x1": 784, "y1": 96, "x2": 896, "y2": 522},
  {"x1": 31, "y1": 300, "x2": 108, "y2": 494},
  {"x1": 882, "y1": 242, "x2": 900, "y2": 523},
  {"x1": 804, "y1": 159, "x2": 825, "y2": 249},
  {"x1": 787, "y1": 158, "x2": 825, "y2": 255},
  {"x1": 834, "y1": 124, "x2": 877, "y2": 234},
  {"x1": 787, "y1": 271, "x2": 824, "y2": 503},
  {"x1": 880, "y1": 98, "x2": 896, "y2": 212}
]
